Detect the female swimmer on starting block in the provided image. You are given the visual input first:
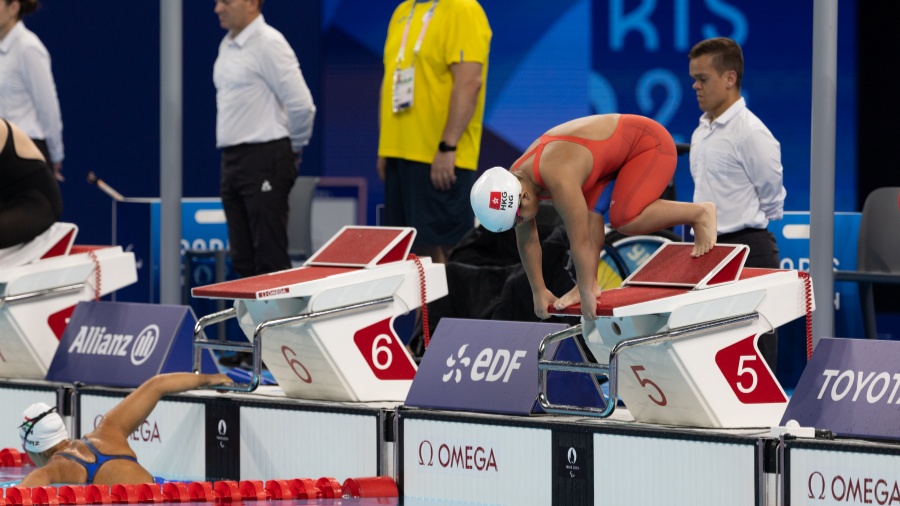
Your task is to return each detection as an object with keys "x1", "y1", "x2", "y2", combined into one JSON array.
[
  {"x1": 0, "y1": 118, "x2": 63, "y2": 249},
  {"x1": 470, "y1": 114, "x2": 717, "y2": 322},
  {"x1": 16, "y1": 373, "x2": 233, "y2": 486}
]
